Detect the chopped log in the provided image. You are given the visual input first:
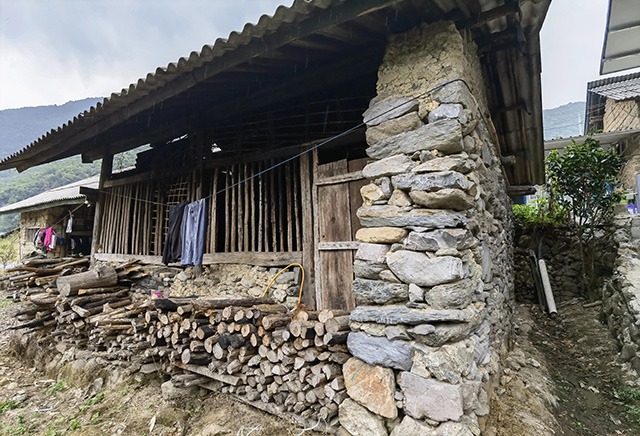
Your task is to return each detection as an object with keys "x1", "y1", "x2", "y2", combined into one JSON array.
[
  {"x1": 56, "y1": 265, "x2": 118, "y2": 297},
  {"x1": 196, "y1": 325, "x2": 216, "y2": 340},
  {"x1": 324, "y1": 315, "x2": 349, "y2": 333},
  {"x1": 77, "y1": 286, "x2": 126, "y2": 296},
  {"x1": 262, "y1": 313, "x2": 292, "y2": 330},
  {"x1": 323, "y1": 332, "x2": 349, "y2": 346},
  {"x1": 154, "y1": 299, "x2": 180, "y2": 312},
  {"x1": 318, "y1": 309, "x2": 349, "y2": 323},
  {"x1": 191, "y1": 297, "x2": 275, "y2": 311}
]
